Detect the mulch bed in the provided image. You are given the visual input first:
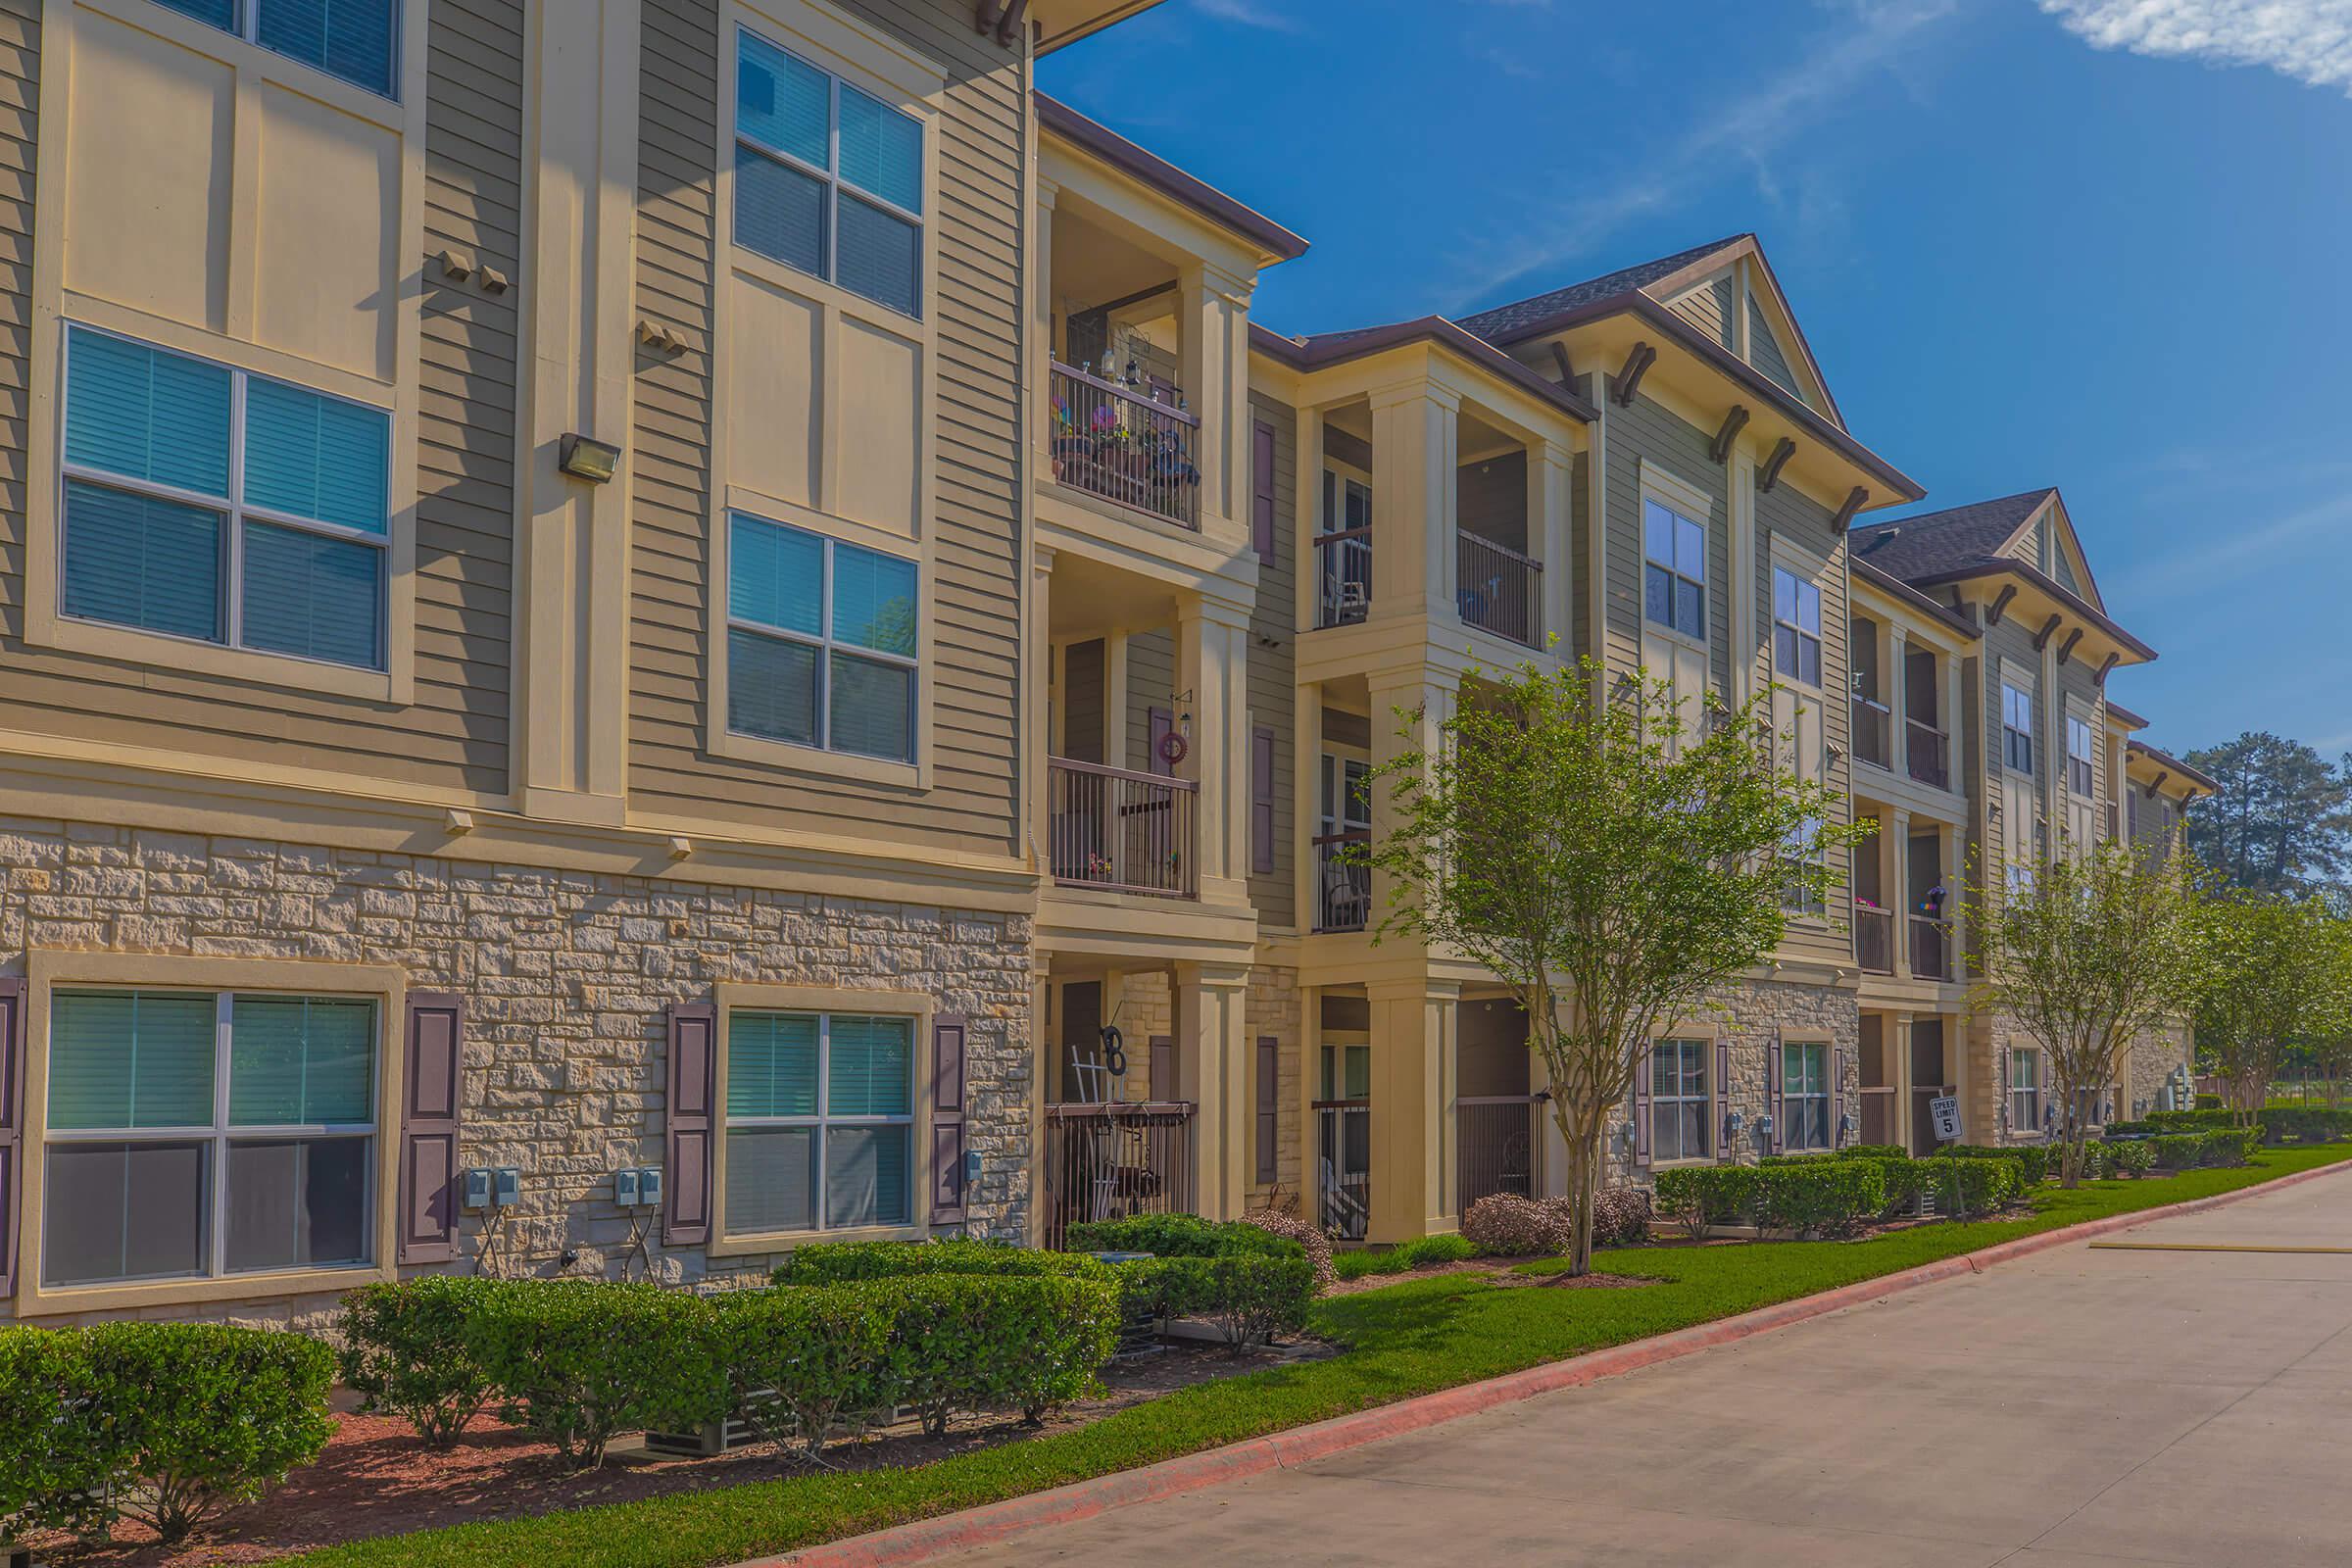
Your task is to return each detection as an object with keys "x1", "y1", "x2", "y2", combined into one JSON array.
[
  {"x1": 37, "y1": 1339, "x2": 1330, "y2": 1566},
  {"x1": 1323, "y1": 1256, "x2": 1660, "y2": 1297}
]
